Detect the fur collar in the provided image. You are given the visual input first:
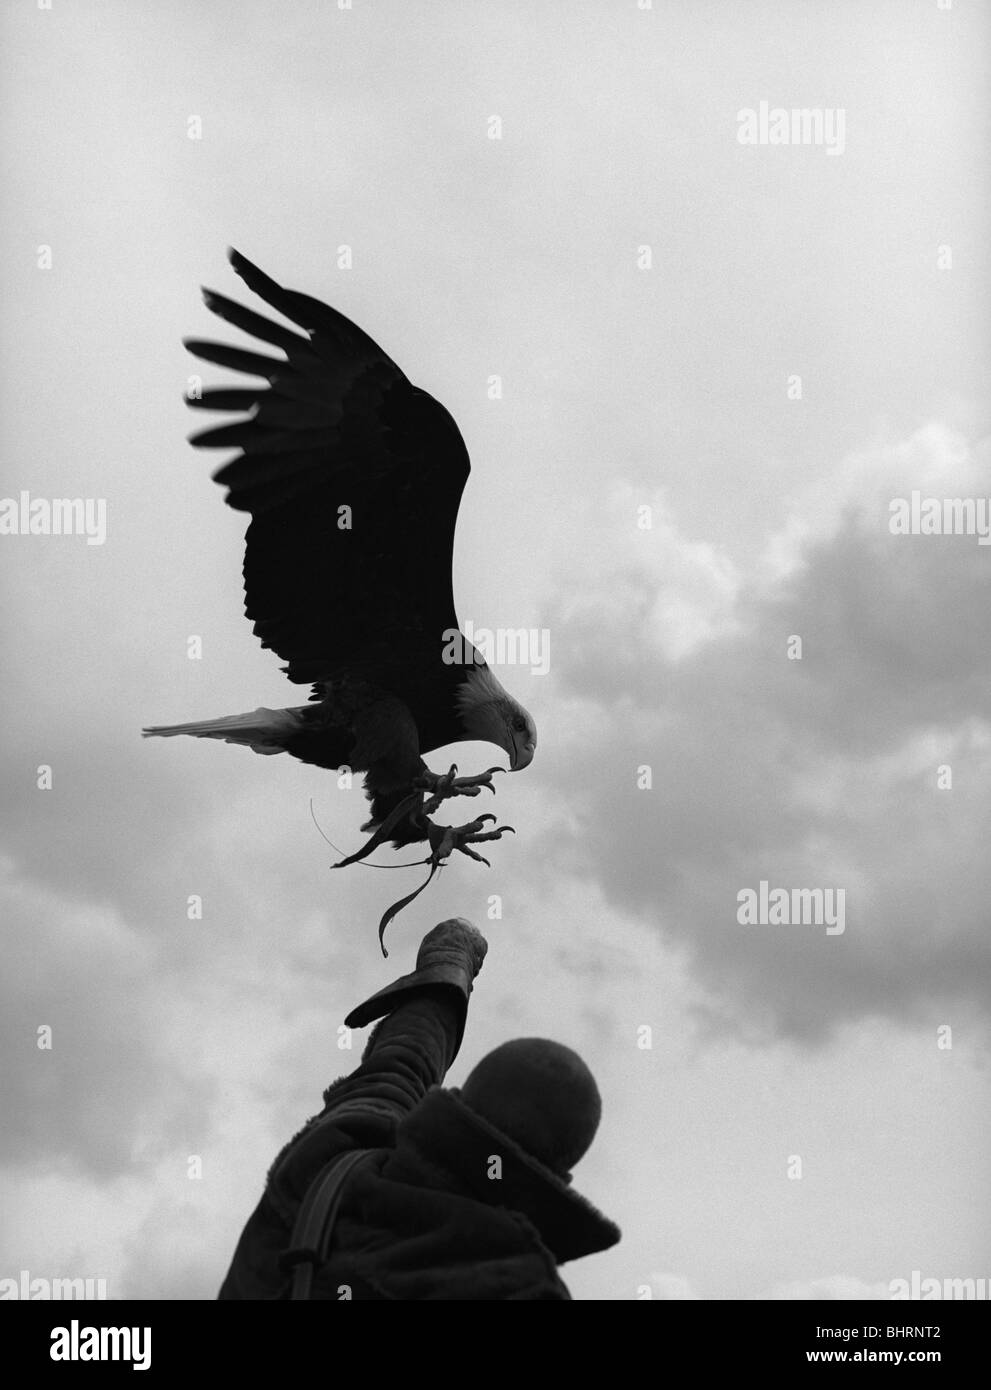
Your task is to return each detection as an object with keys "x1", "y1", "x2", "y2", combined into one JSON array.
[{"x1": 394, "y1": 1086, "x2": 620, "y2": 1264}]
